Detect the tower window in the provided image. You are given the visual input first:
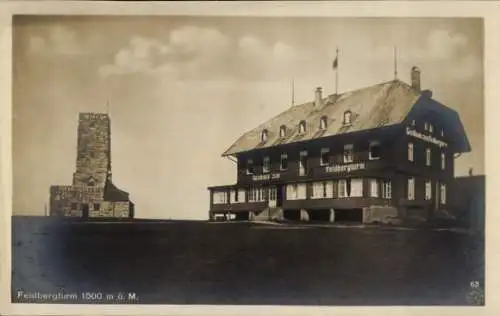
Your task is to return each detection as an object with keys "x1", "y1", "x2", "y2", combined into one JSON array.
[
  {"x1": 279, "y1": 125, "x2": 287, "y2": 138},
  {"x1": 298, "y1": 120, "x2": 307, "y2": 134},
  {"x1": 441, "y1": 152, "x2": 445, "y2": 170},
  {"x1": 426, "y1": 148, "x2": 432, "y2": 166},
  {"x1": 261, "y1": 129, "x2": 269, "y2": 143},
  {"x1": 343, "y1": 110, "x2": 352, "y2": 126},
  {"x1": 320, "y1": 116, "x2": 328, "y2": 130}
]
